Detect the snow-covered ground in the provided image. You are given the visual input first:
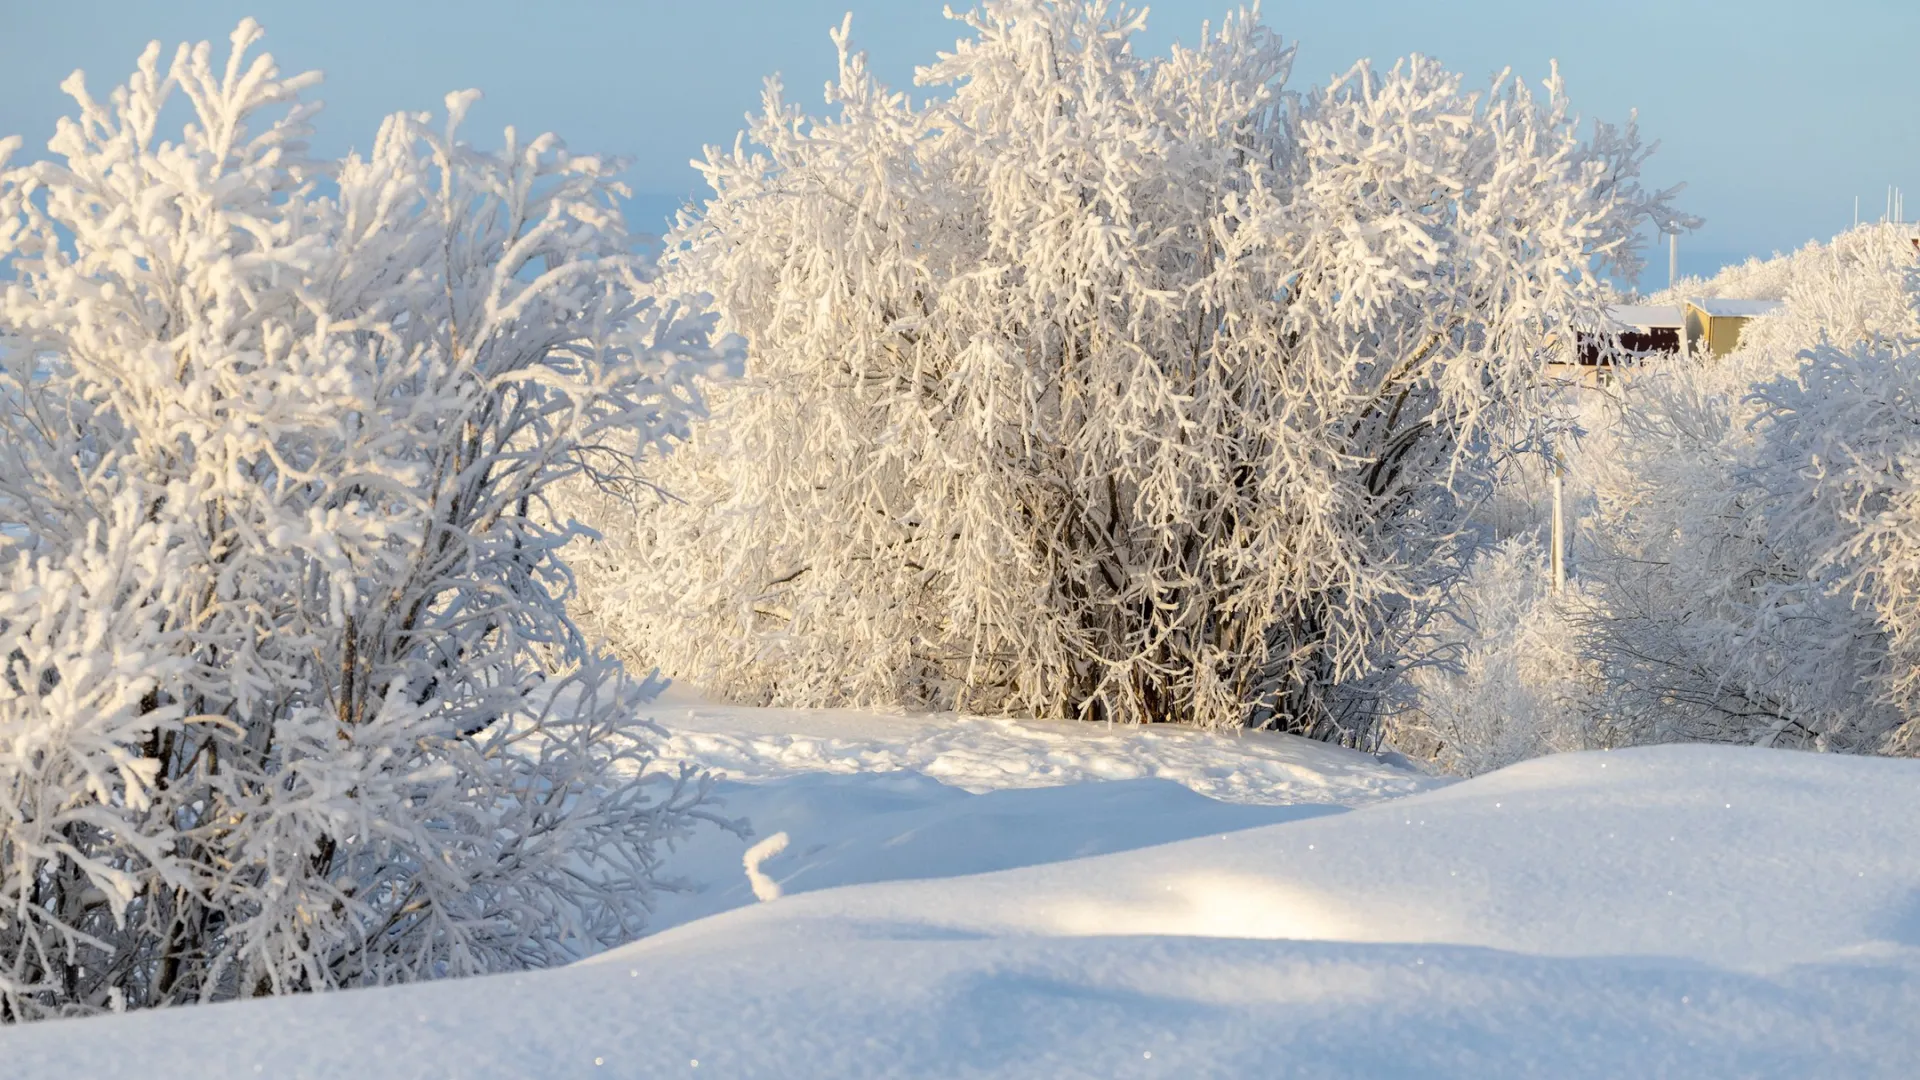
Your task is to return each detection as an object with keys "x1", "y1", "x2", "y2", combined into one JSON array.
[
  {"x1": 6, "y1": 699, "x2": 1920, "y2": 1077},
  {"x1": 640, "y1": 693, "x2": 1437, "y2": 934}
]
